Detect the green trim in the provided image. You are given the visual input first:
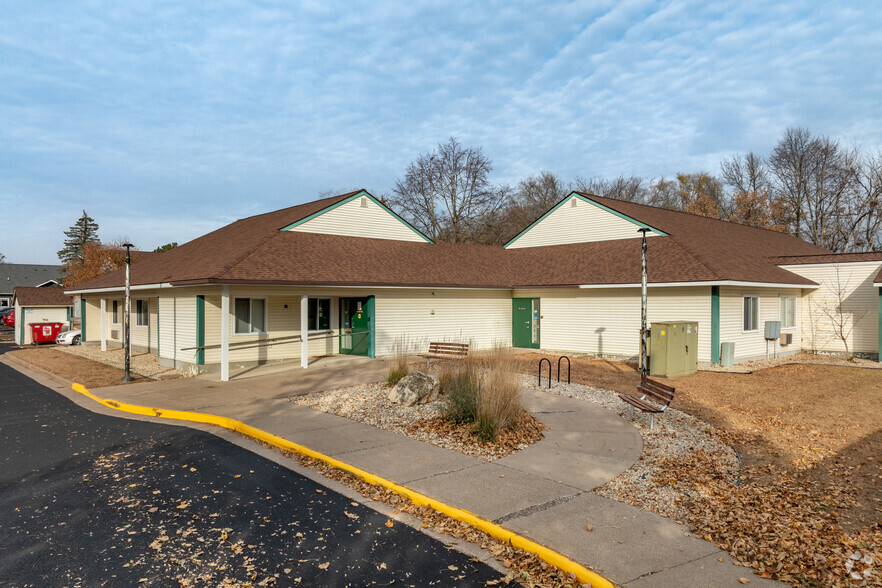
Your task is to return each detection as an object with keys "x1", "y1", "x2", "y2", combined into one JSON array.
[
  {"x1": 80, "y1": 299, "x2": 86, "y2": 343},
  {"x1": 367, "y1": 296, "x2": 375, "y2": 359},
  {"x1": 196, "y1": 295, "x2": 205, "y2": 366},
  {"x1": 711, "y1": 286, "x2": 720, "y2": 364},
  {"x1": 280, "y1": 190, "x2": 434, "y2": 243},
  {"x1": 504, "y1": 192, "x2": 668, "y2": 248},
  {"x1": 19, "y1": 309, "x2": 24, "y2": 345}
]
